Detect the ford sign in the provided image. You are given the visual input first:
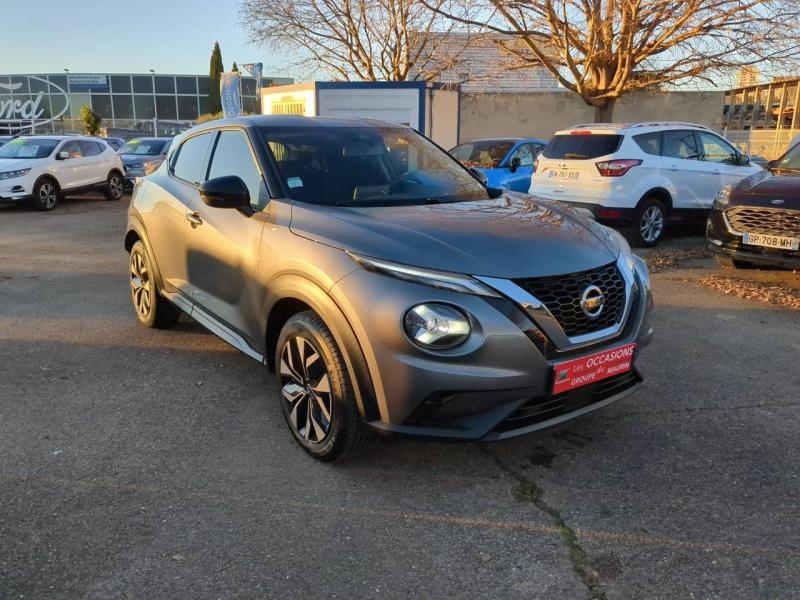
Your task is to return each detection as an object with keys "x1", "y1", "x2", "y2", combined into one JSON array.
[{"x1": 0, "y1": 76, "x2": 70, "y2": 131}]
